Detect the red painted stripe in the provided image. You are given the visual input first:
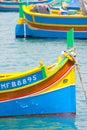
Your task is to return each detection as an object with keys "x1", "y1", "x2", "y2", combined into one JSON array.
[{"x1": 0, "y1": 61, "x2": 74, "y2": 101}]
